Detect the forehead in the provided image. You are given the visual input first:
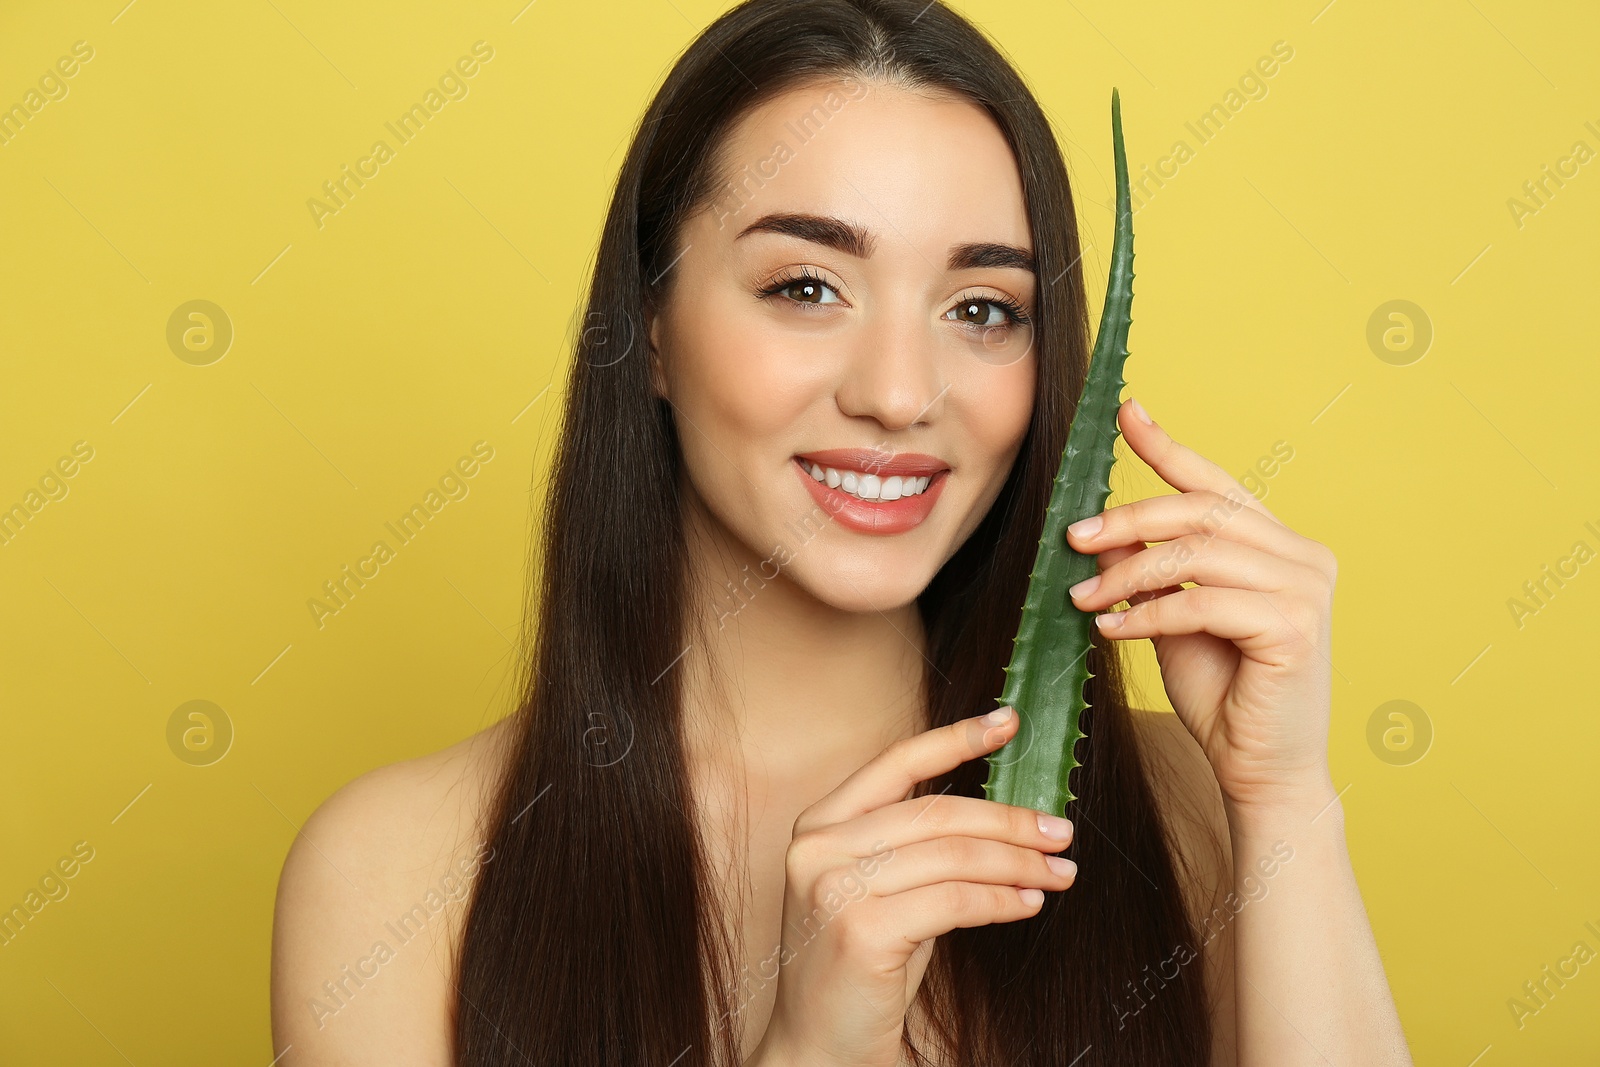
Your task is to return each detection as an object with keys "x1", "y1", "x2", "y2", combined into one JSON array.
[{"x1": 706, "y1": 79, "x2": 1031, "y2": 252}]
